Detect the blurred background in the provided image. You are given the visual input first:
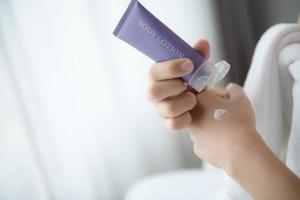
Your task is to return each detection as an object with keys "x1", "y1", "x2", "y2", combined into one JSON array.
[{"x1": 0, "y1": 0, "x2": 299, "y2": 199}]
